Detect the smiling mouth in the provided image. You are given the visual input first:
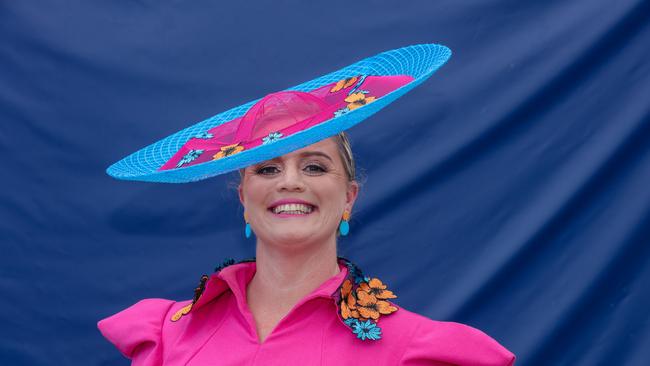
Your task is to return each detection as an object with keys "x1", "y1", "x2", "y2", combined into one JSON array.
[{"x1": 269, "y1": 203, "x2": 316, "y2": 215}]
